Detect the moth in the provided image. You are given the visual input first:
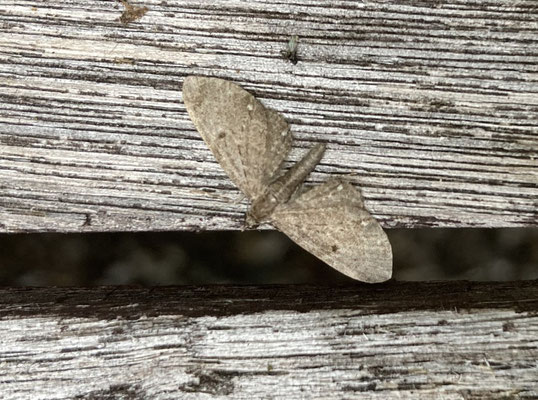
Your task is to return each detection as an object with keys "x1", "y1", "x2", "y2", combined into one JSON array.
[{"x1": 182, "y1": 77, "x2": 392, "y2": 283}]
